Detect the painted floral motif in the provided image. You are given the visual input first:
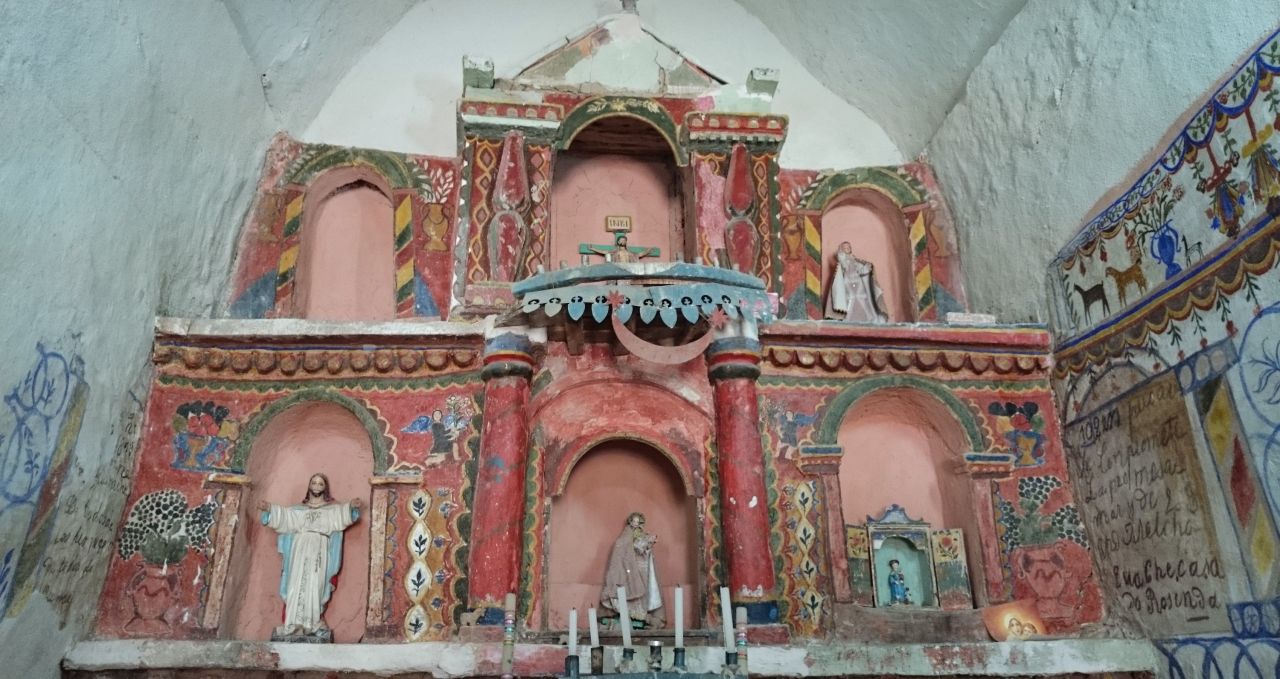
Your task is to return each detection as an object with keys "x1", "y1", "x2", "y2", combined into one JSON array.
[
  {"x1": 932, "y1": 531, "x2": 962, "y2": 562},
  {"x1": 171, "y1": 400, "x2": 238, "y2": 471}
]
